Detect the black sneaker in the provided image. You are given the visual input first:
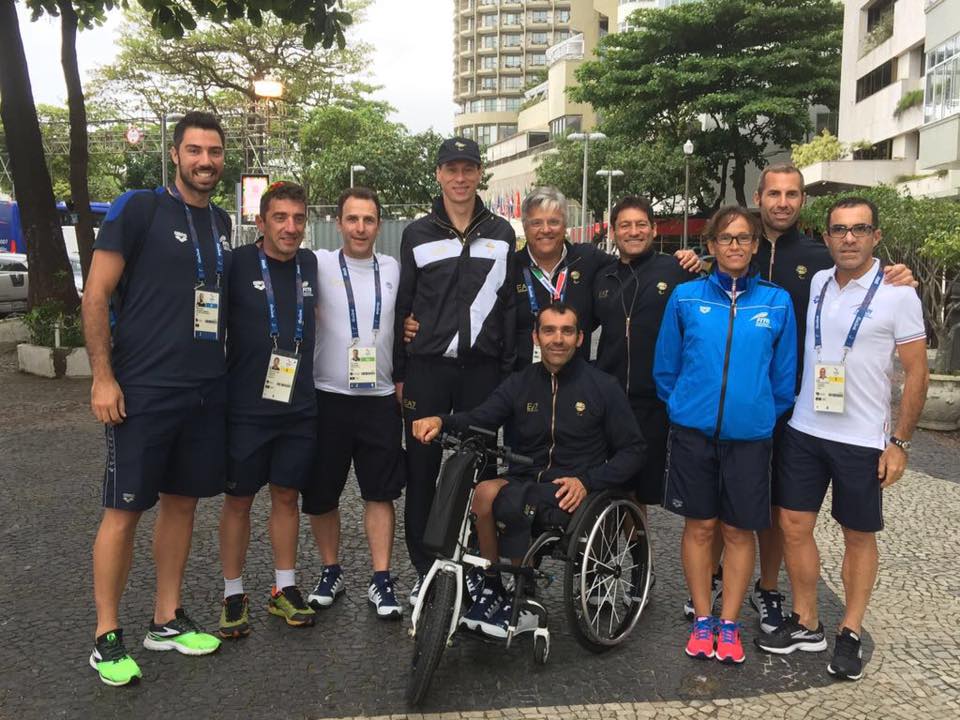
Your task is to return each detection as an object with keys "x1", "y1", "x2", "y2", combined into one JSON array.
[
  {"x1": 368, "y1": 575, "x2": 403, "y2": 620},
  {"x1": 827, "y1": 627, "x2": 863, "y2": 680},
  {"x1": 683, "y1": 571, "x2": 723, "y2": 621},
  {"x1": 465, "y1": 567, "x2": 485, "y2": 605},
  {"x1": 755, "y1": 612, "x2": 827, "y2": 654},
  {"x1": 749, "y1": 579, "x2": 786, "y2": 634}
]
